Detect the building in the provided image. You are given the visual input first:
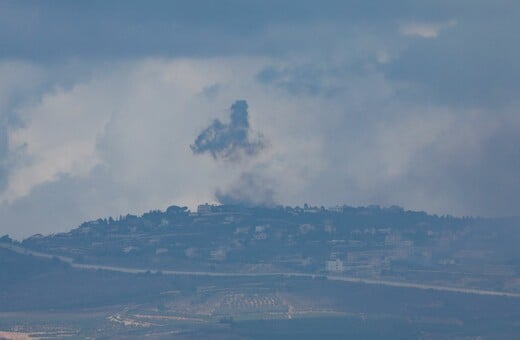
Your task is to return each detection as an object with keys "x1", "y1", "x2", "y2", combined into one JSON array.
[
  {"x1": 210, "y1": 247, "x2": 227, "y2": 261},
  {"x1": 254, "y1": 232, "x2": 268, "y2": 240},
  {"x1": 326, "y1": 259, "x2": 345, "y2": 272},
  {"x1": 255, "y1": 225, "x2": 269, "y2": 233},
  {"x1": 155, "y1": 248, "x2": 168, "y2": 255},
  {"x1": 197, "y1": 203, "x2": 213, "y2": 214}
]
